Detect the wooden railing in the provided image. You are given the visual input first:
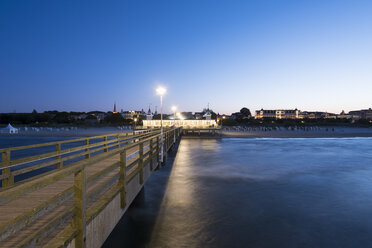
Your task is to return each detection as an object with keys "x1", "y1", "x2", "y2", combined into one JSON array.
[
  {"x1": 0, "y1": 127, "x2": 182, "y2": 248},
  {"x1": 0, "y1": 129, "x2": 155, "y2": 188}
]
